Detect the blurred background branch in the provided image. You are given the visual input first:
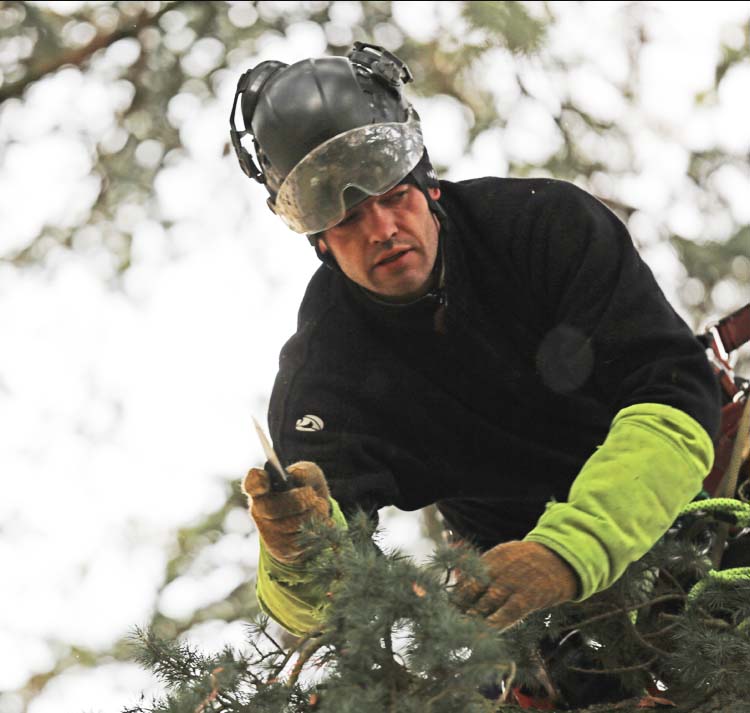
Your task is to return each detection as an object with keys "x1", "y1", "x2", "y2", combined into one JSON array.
[
  {"x1": 0, "y1": 1, "x2": 189, "y2": 103},
  {"x1": 1, "y1": 2, "x2": 748, "y2": 710}
]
